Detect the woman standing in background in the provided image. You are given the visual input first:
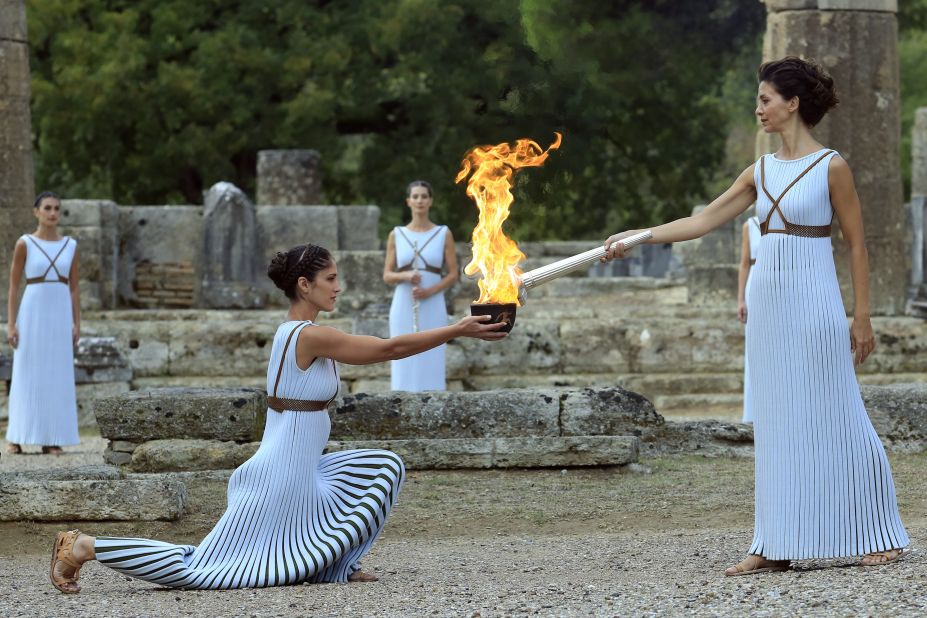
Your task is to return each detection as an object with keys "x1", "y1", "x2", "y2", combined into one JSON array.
[
  {"x1": 383, "y1": 181, "x2": 459, "y2": 391},
  {"x1": 6, "y1": 191, "x2": 81, "y2": 455}
]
